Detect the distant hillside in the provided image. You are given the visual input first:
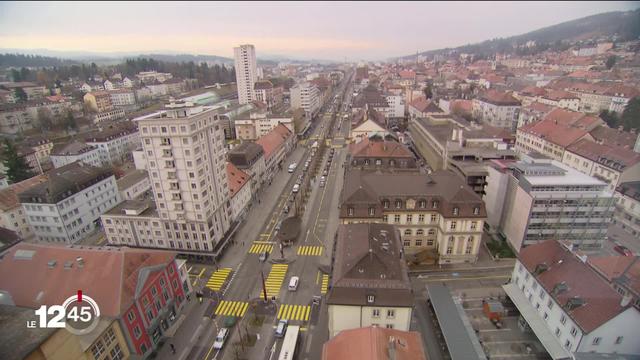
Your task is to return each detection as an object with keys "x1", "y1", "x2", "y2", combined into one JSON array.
[
  {"x1": 0, "y1": 53, "x2": 79, "y2": 68},
  {"x1": 401, "y1": 9, "x2": 640, "y2": 59},
  {"x1": 137, "y1": 53, "x2": 233, "y2": 64}
]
